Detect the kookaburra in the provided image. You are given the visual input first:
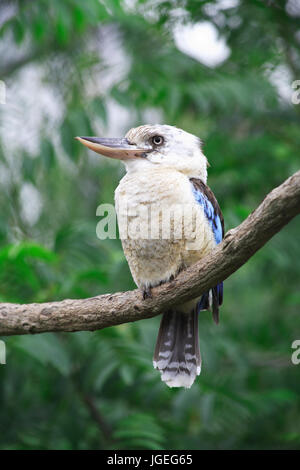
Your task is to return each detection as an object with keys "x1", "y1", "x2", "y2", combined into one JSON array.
[{"x1": 76, "y1": 125, "x2": 224, "y2": 388}]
